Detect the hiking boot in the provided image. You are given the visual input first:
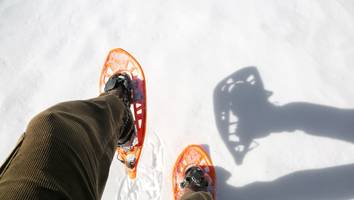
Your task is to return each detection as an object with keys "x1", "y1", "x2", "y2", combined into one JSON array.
[
  {"x1": 104, "y1": 73, "x2": 136, "y2": 148},
  {"x1": 180, "y1": 166, "x2": 210, "y2": 192}
]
